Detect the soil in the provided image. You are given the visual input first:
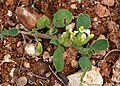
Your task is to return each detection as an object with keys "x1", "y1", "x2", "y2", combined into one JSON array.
[{"x1": 0, "y1": 0, "x2": 120, "y2": 86}]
